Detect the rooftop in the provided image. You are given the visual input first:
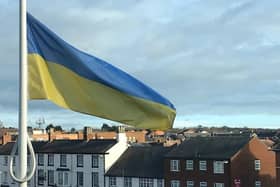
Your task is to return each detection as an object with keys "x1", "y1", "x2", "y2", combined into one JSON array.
[
  {"x1": 106, "y1": 144, "x2": 174, "y2": 178},
  {"x1": 0, "y1": 139, "x2": 117, "y2": 155},
  {"x1": 165, "y1": 136, "x2": 251, "y2": 159},
  {"x1": 273, "y1": 143, "x2": 280, "y2": 152}
]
